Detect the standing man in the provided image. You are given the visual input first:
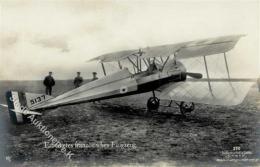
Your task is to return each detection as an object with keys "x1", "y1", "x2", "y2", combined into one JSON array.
[
  {"x1": 92, "y1": 72, "x2": 98, "y2": 81},
  {"x1": 74, "y1": 72, "x2": 83, "y2": 88},
  {"x1": 43, "y1": 72, "x2": 55, "y2": 95}
]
